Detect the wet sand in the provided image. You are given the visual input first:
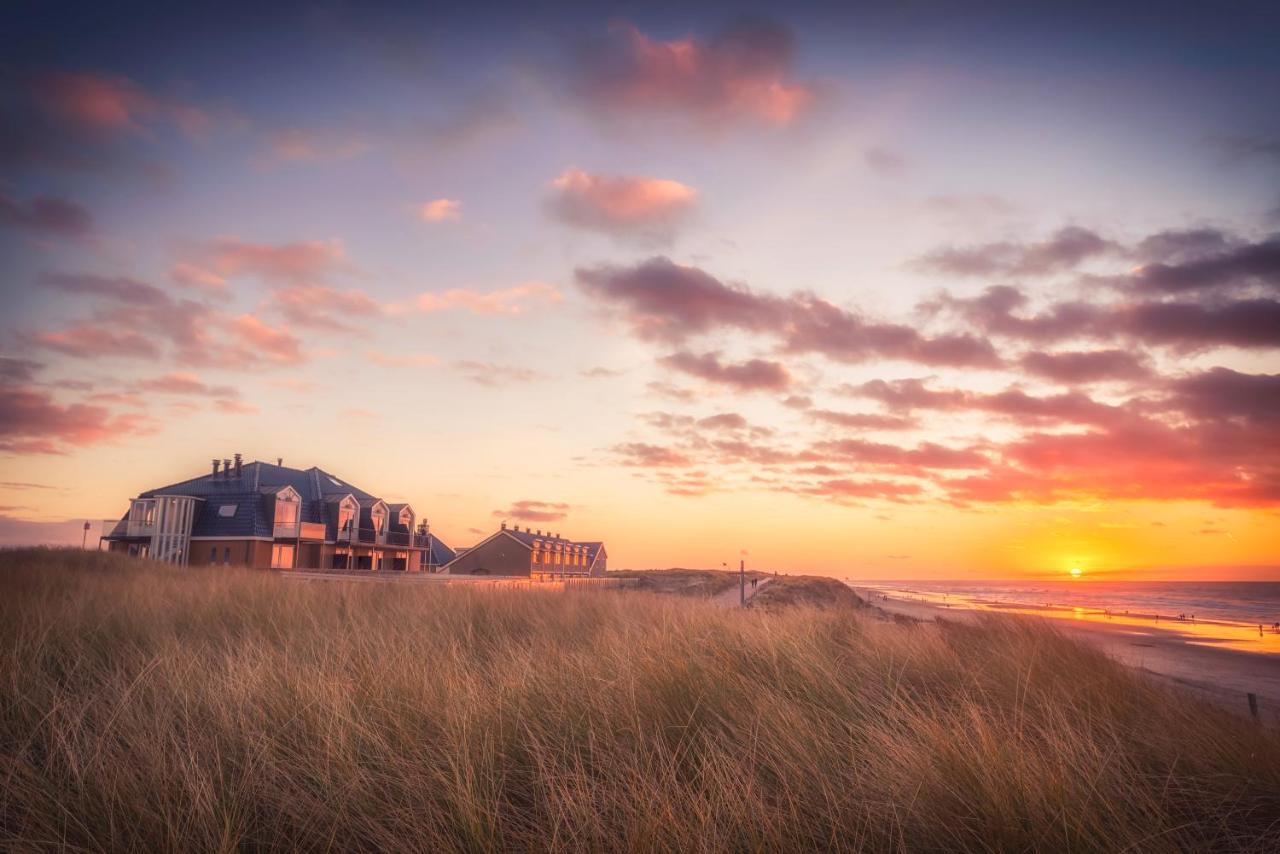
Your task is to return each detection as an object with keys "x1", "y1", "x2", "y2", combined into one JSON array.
[{"x1": 855, "y1": 588, "x2": 1280, "y2": 724}]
